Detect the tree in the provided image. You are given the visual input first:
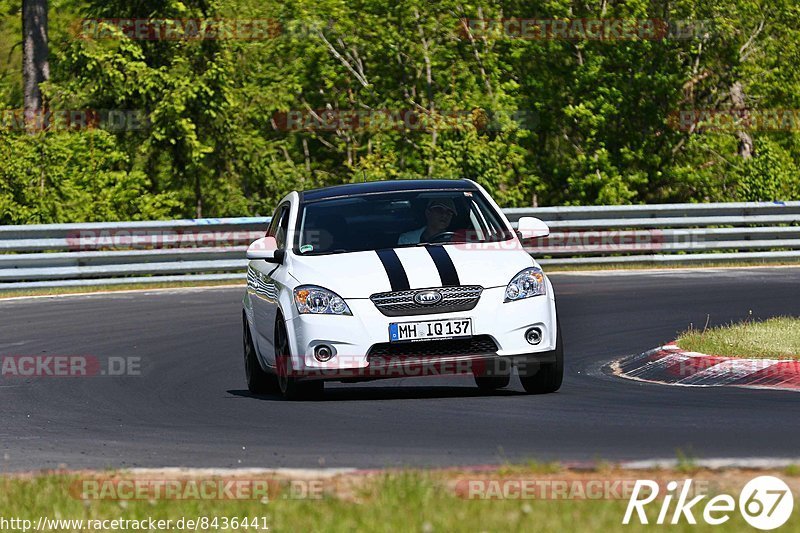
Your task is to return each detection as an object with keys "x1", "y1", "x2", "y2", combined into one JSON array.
[
  {"x1": 22, "y1": 0, "x2": 49, "y2": 129},
  {"x1": 2, "y1": 0, "x2": 799, "y2": 224}
]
